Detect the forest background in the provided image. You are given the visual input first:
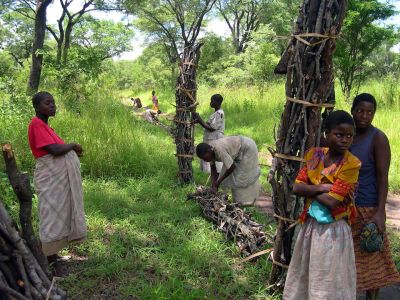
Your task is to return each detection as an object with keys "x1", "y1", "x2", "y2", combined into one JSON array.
[{"x1": 0, "y1": 0, "x2": 400, "y2": 298}]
